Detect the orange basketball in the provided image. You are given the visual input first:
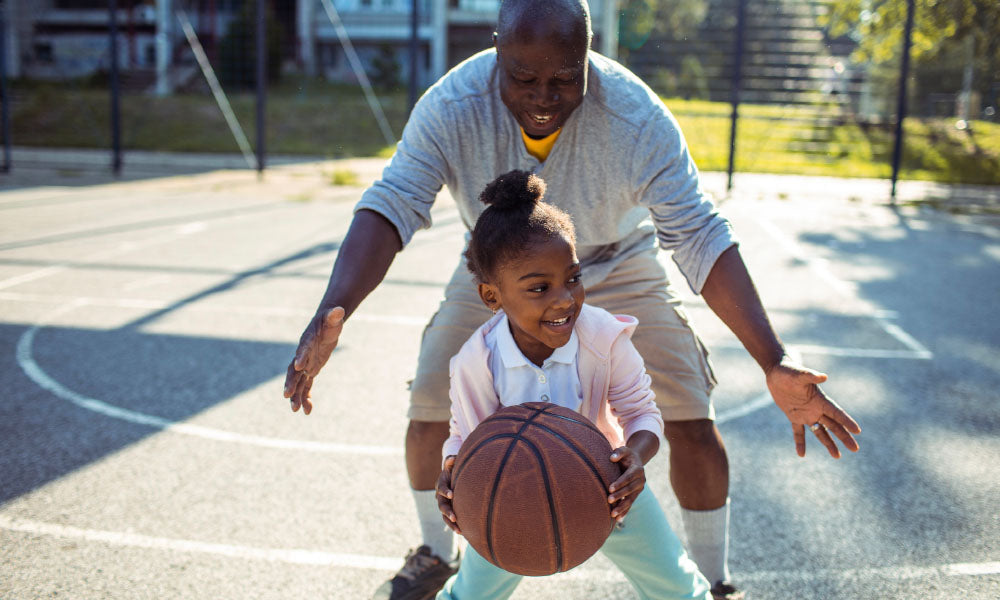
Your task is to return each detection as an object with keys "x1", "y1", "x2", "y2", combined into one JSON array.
[{"x1": 450, "y1": 402, "x2": 622, "y2": 576}]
